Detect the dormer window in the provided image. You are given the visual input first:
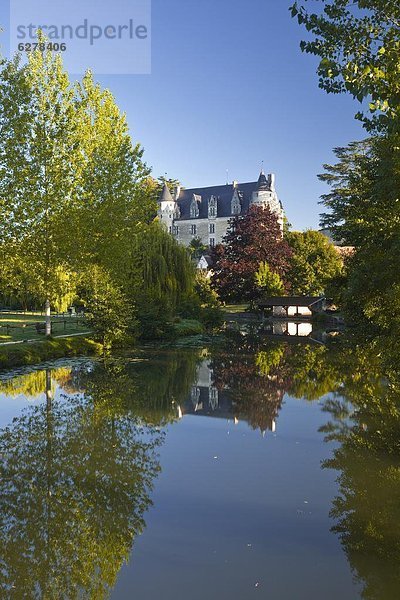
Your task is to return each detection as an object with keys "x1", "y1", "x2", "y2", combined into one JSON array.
[
  {"x1": 190, "y1": 194, "x2": 201, "y2": 218},
  {"x1": 208, "y1": 195, "x2": 217, "y2": 218},
  {"x1": 231, "y1": 189, "x2": 242, "y2": 215}
]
